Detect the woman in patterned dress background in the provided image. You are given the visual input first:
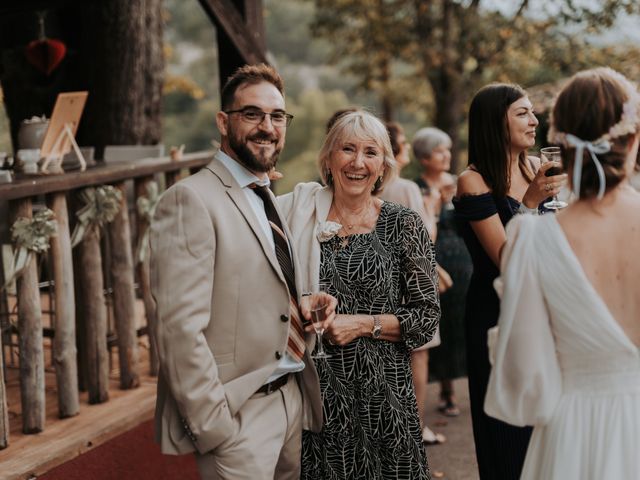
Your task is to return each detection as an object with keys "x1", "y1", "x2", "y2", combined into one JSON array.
[
  {"x1": 379, "y1": 121, "x2": 448, "y2": 446},
  {"x1": 278, "y1": 110, "x2": 440, "y2": 479},
  {"x1": 412, "y1": 127, "x2": 472, "y2": 417}
]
